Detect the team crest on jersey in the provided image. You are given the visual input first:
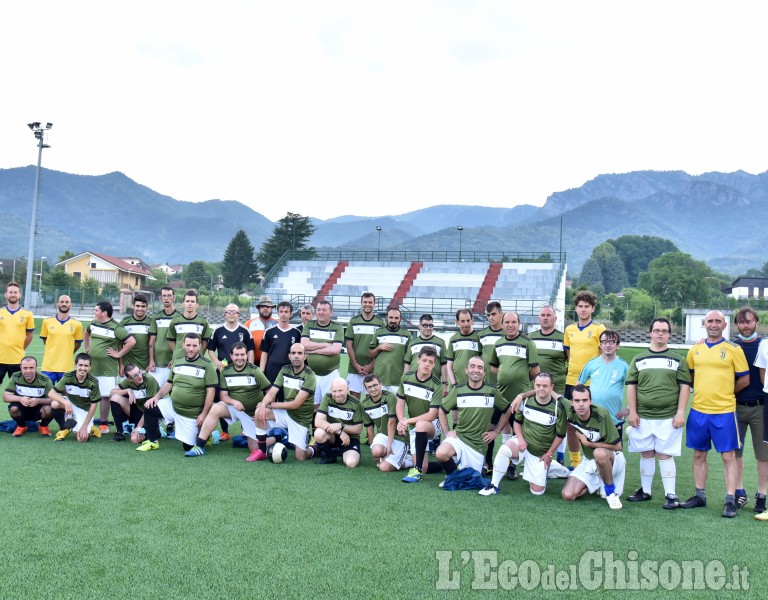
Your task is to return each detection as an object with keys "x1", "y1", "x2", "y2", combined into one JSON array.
[
  {"x1": 239, "y1": 333, "x2": 244, "y2": 342},
  {"x1": 720, "y1": 350, "x2": 727, "y2": 360}
]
